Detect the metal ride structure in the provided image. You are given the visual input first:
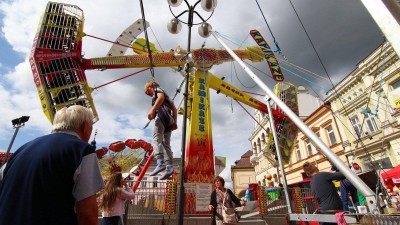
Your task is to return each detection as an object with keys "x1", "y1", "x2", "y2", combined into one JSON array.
[
  {"x1": 26, "y1": 1, "x2": 400, "y2": 224},
  {"x1": 29, "y1": 1, "x2": 302, "y2": 215},
  {"x1": 95, "y1": 139, "x2": 151, "y2": 181}
]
